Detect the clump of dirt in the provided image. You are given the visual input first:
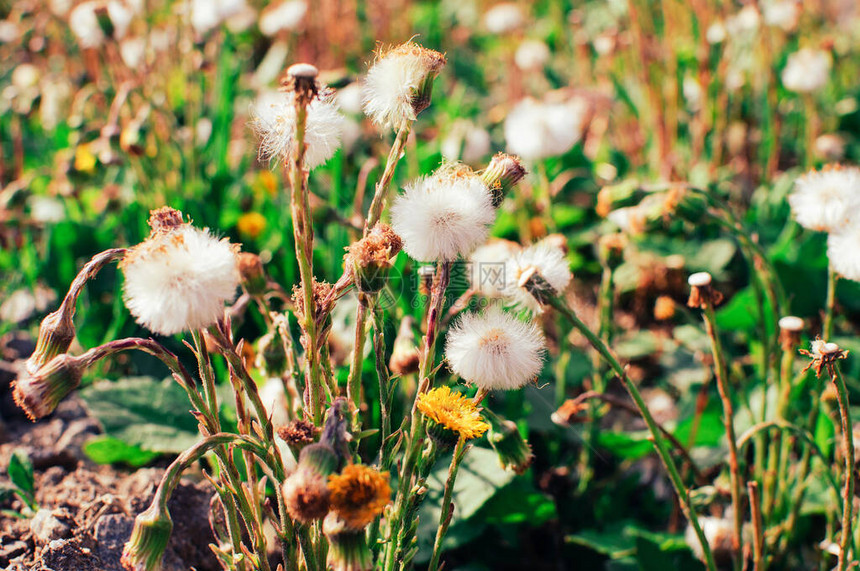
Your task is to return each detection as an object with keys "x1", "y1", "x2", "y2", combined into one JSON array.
[{"x1": 0, "y1": 333, "x2": 220, "y2": 571}]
